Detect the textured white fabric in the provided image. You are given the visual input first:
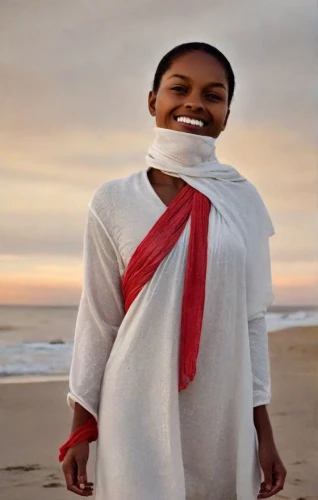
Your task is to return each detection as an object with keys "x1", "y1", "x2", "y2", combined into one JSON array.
[
  {"x1": 68, "y1": 127, "x2": 275, "y2": 500},
  {"x1": 146, "y1": 126, "x2": 245, "y2": 181}
]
